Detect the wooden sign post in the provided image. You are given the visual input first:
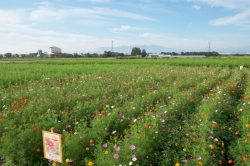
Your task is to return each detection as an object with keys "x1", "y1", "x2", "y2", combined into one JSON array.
[{"x1": 42, "y1": 128, "x2": 63, "y2": 165}]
